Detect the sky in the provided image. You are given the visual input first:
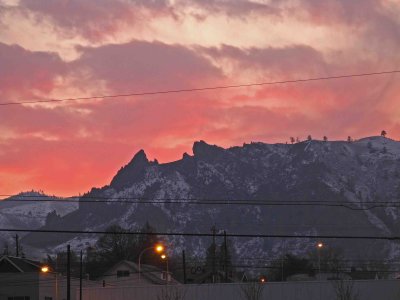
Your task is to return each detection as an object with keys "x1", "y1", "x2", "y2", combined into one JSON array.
[{"x1": 0, "y1": 0, "x2": 399, "y2": 197}]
